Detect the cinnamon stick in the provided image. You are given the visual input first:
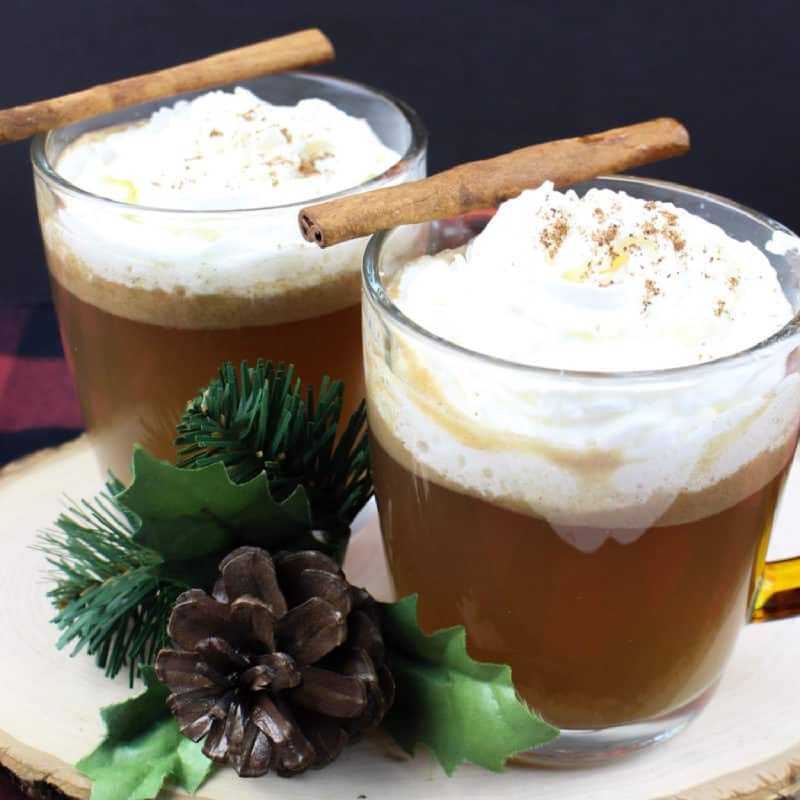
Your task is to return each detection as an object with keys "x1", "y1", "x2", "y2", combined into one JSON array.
[
  {"x1": 0, "y1": 29, "x2": 335, "y2": 145},
  {"x1": 299, "y1": 117, "x2": 689, "y2": 247}
]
